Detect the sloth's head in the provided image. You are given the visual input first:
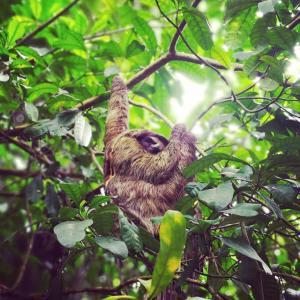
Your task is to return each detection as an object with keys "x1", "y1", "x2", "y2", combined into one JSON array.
[{"x1": 136, "y1": 131, "x2": 169, "y2": 154}]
